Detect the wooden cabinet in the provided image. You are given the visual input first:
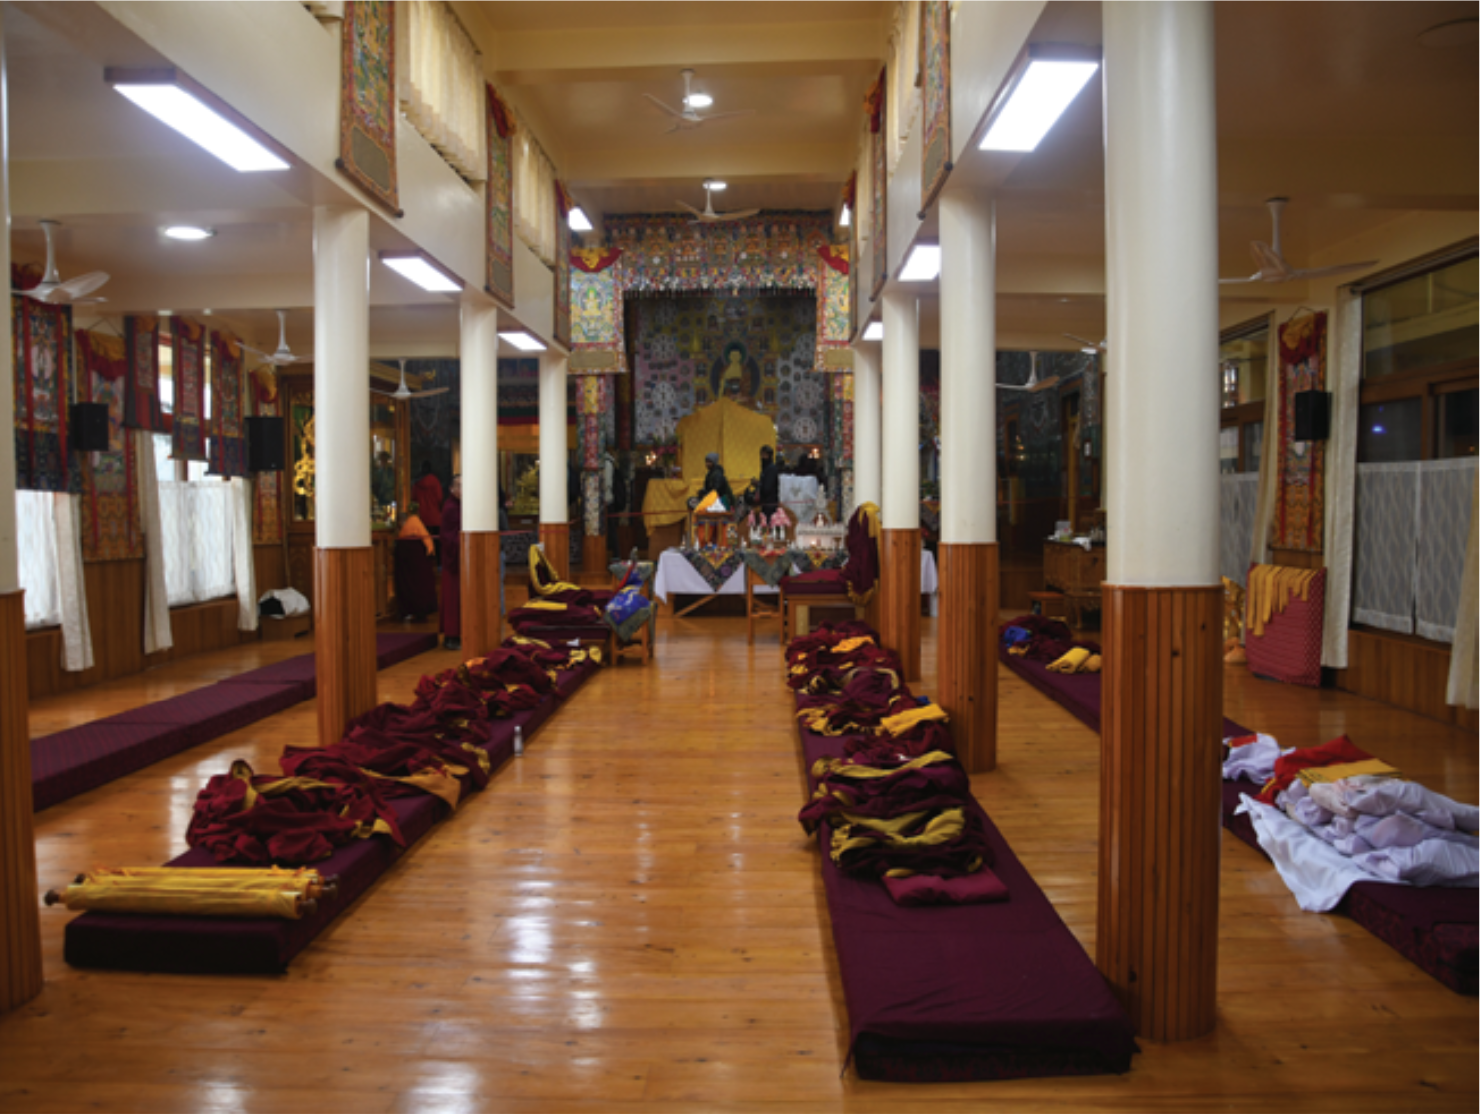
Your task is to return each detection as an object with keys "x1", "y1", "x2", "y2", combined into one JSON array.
[{"x1": 1043, "y1": 540, "x2": 1106, "y2": 626}]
